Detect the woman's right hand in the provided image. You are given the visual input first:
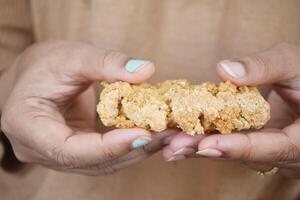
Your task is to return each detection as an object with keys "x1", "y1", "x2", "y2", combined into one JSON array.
[{"x1": 0, "y1": 40, "x2": 177, "y2": 175}]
